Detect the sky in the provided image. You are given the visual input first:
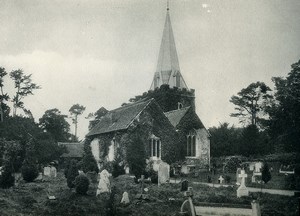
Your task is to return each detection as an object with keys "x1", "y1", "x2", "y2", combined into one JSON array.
[{"x1": 1, "y1": 0, "x2": 300, "y2": 139}]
